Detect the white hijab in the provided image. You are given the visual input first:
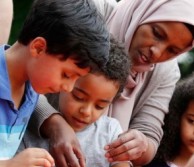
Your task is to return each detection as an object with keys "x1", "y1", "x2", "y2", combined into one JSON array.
[{"x1": 106, "y1": 0, "x2": 194, "y2": 130}]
